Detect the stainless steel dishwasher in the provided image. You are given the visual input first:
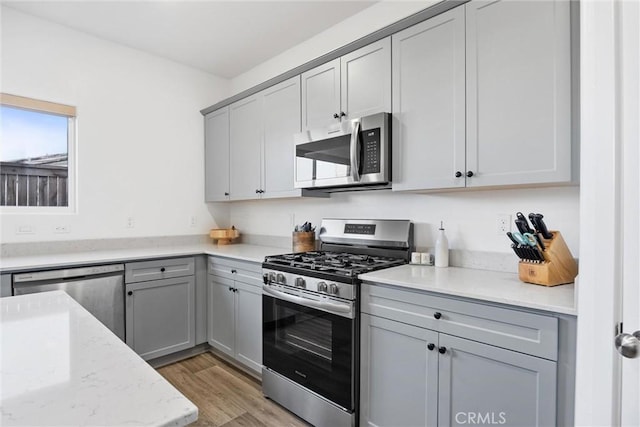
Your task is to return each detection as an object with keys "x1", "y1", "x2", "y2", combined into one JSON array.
[{"x1": 13, "y1": 264, "x2": 126, "y2": 341}]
